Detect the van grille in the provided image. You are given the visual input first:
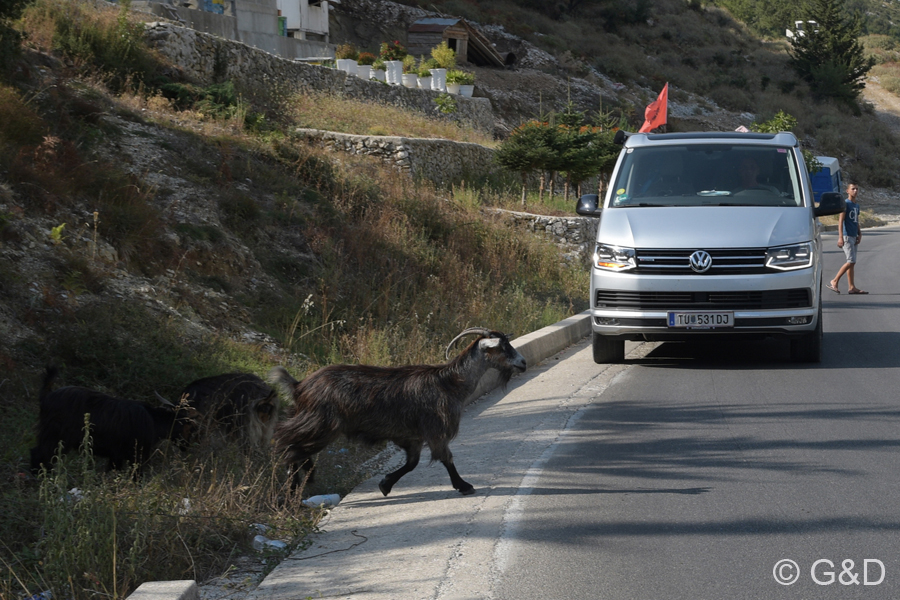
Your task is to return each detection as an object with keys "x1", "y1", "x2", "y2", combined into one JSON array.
[
  {"x1": 635, "y1": 248, "x2": 768, "y2": 275},
  {"x1": 595, "y1": 289, "x2": 812, "y2": 310}
]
